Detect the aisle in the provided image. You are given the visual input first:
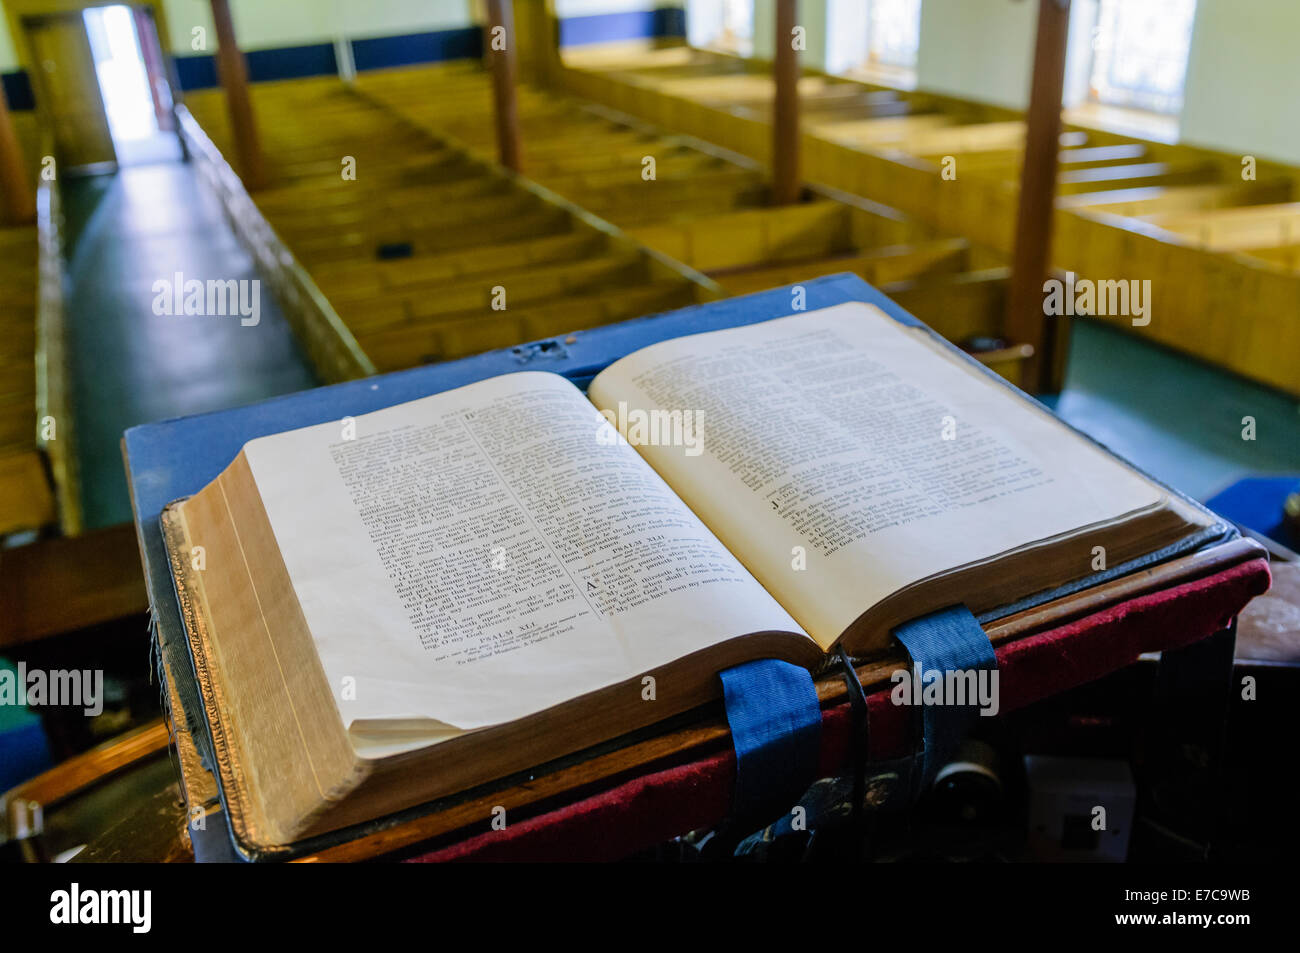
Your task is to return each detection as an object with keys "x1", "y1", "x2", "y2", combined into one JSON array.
[
  {"x1": 1053, "y1": 319, "x2": 1300, "y2": 502},
  {"x1": 62, "y1": 160, "x2": 317, "y2": 529}
]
